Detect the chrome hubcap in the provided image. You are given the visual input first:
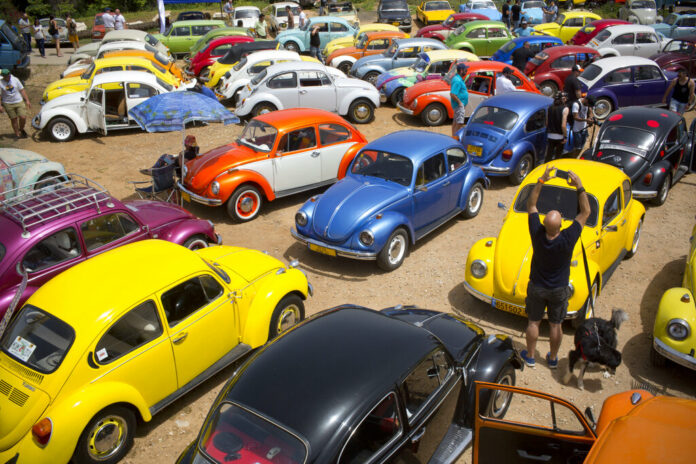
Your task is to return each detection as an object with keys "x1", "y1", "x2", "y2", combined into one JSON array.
[
  {"x1": 541, "y1": 85, "x2": 555, "y2": 97},
  {"x1": 518, "y1": 157, "x2": 531, "y2": 178},
  {"x1": 632, "y1": 221, "x2": 642, "y2": 252},
  {"x1": 187, "y1": 238, "x2": 208, "y2": 250},
  {"x1": 259, "y1": 107, "x2": 272, "y2": 115},
  {"x1": 594, "y1": 101, "x2": 611, "y2": 119},
  {"x1": 490, "y1": 374, "x2": 513, "y2": 417},
  {"x1": 427, "y1": 107, "x2": 443, "y2": 122},
  {"x1": 354, "y1": 104, "x2": 369, "y2": 119},
  {"x1": 277, "y1": 305, "x2": 300, "y2": 333},
  {"x1": 388, "y1": 235, "x2": 406, "y2": 264},
  {"x1": 52, "y1": 122, "x2": 71, "y2": 139},
  {"x1": 88, "y1": 416, "x2": 127, "y2": 460},
  {"x1": 239, "y1": 197, "x2": 254, "y2": 213},
  {"x1": 469, "y1": 186, "x2": 482, "y2": 213}
]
